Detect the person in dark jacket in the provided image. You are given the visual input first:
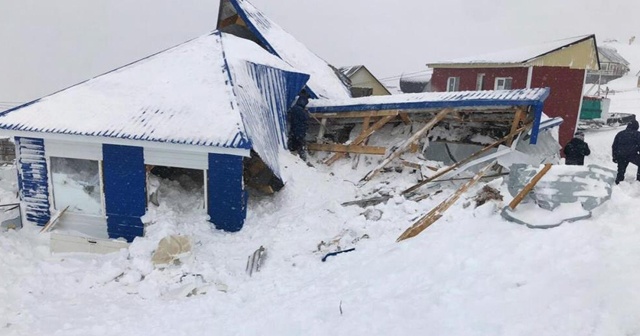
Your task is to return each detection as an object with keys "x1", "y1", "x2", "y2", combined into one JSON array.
[
  {"x1": 287, "y1": 89, "x2": 311, "y2": 160},
  {"x1": 564, "y1": 132, "x2": 590, "y2": 165},
  {"x1": 612, "y1": 119, "x2": 640, "y2": 184}
]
